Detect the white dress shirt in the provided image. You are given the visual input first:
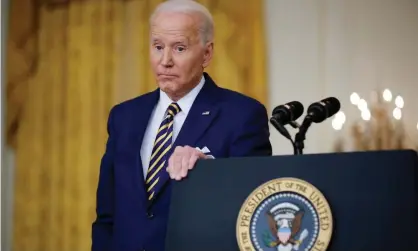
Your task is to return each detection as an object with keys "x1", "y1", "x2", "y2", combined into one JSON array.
[{"x1": 140, "y1": 75, "x2": 205, "y2": 179}]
